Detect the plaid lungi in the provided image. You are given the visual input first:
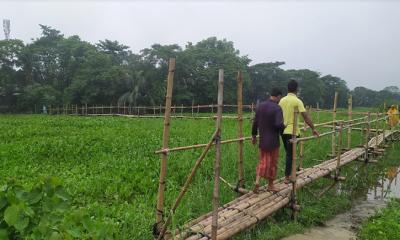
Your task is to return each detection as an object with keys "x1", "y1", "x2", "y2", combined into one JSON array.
[{"x1": 256, "y1": 148, "x2": 279, "y2": 180}]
